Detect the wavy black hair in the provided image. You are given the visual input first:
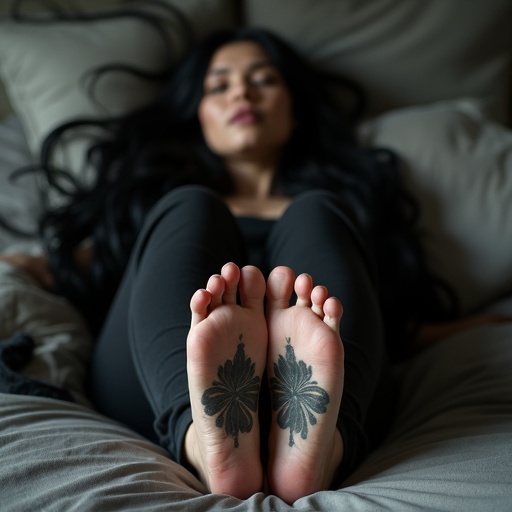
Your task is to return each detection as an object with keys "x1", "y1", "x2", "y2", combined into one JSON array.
[{"x1": 32, "y1": 24, "x2": 455, "y2": 352}]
